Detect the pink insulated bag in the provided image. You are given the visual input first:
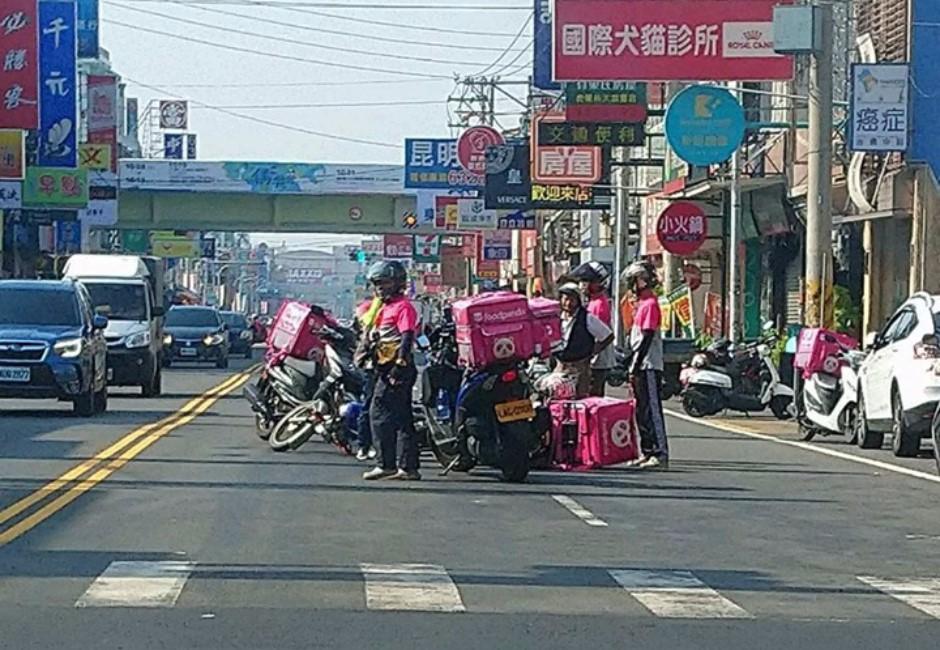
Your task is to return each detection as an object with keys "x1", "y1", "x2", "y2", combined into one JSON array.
[
  {"x1": 793, "y1": 328, "x2": 858, "y2": 378},
  {"x1": 550, "y1": 397, "x2": 639, "y2": 470},
  {"x1": 528, "y1": 297, "x2": 562, "y2": 359},
  {"x1": 267, "y1": 300, "x2": 327, "y2": 362},
  {"x1": 453, "y1": 292, "x2": 534, "y2": 369}
]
